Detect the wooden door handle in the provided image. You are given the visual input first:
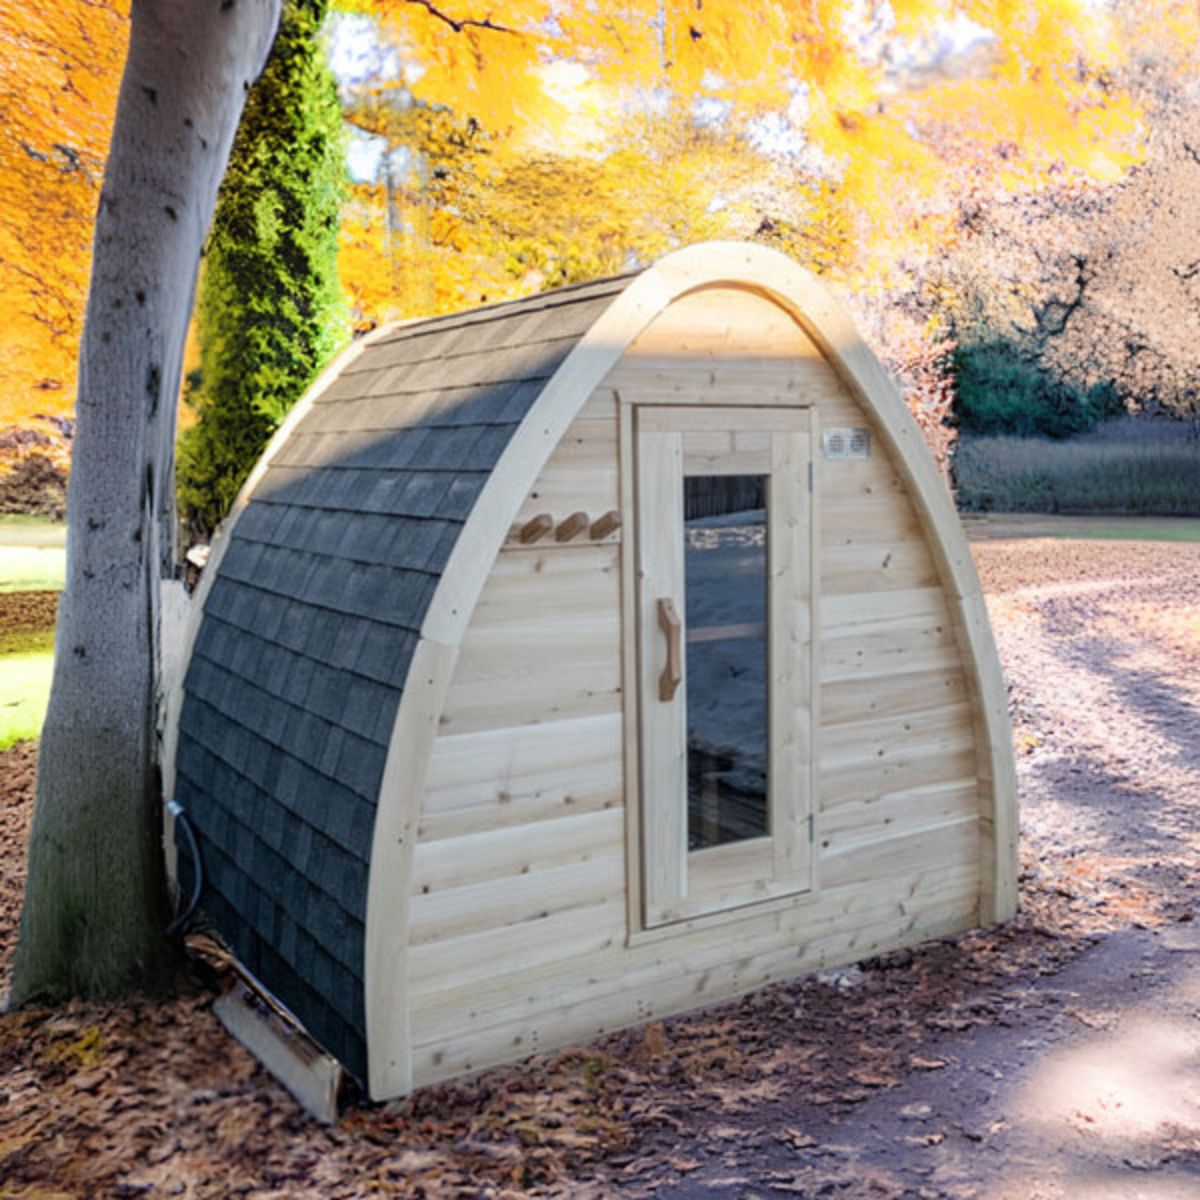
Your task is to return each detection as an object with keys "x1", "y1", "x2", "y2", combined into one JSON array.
[{"x1": 657, "y1": 598, "x2": 682, "y2": 701}]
